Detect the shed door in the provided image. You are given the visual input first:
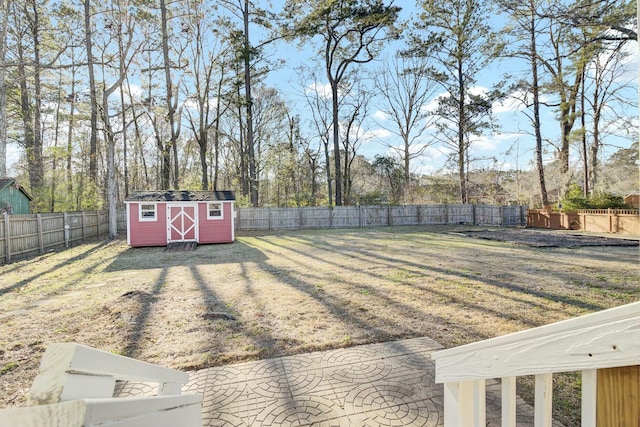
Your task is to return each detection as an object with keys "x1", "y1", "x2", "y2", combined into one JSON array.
[{"x1": 167, "y1": 204, "x2": 198, "y2": 242}]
